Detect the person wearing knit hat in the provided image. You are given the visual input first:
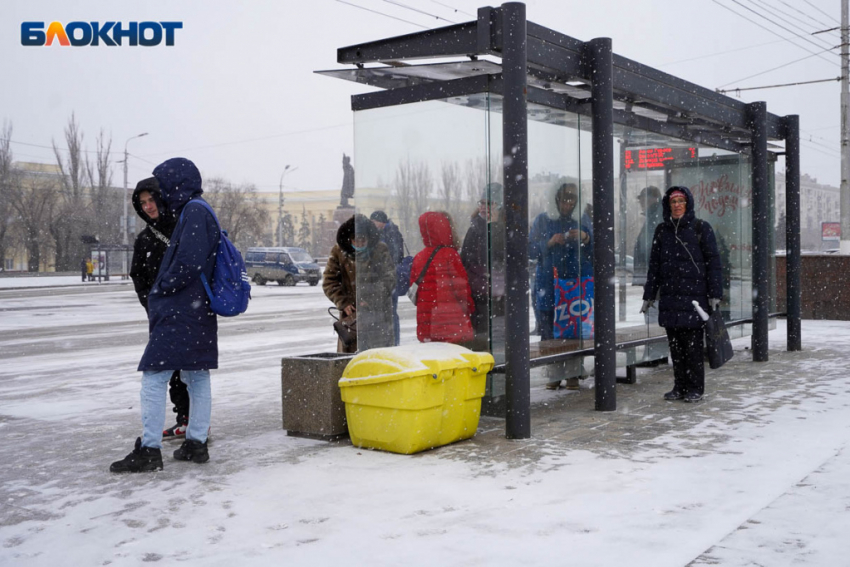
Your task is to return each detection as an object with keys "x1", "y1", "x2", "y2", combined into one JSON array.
[{"x1": 640, "y1": 186, "x2": 723, "y2": 404}]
